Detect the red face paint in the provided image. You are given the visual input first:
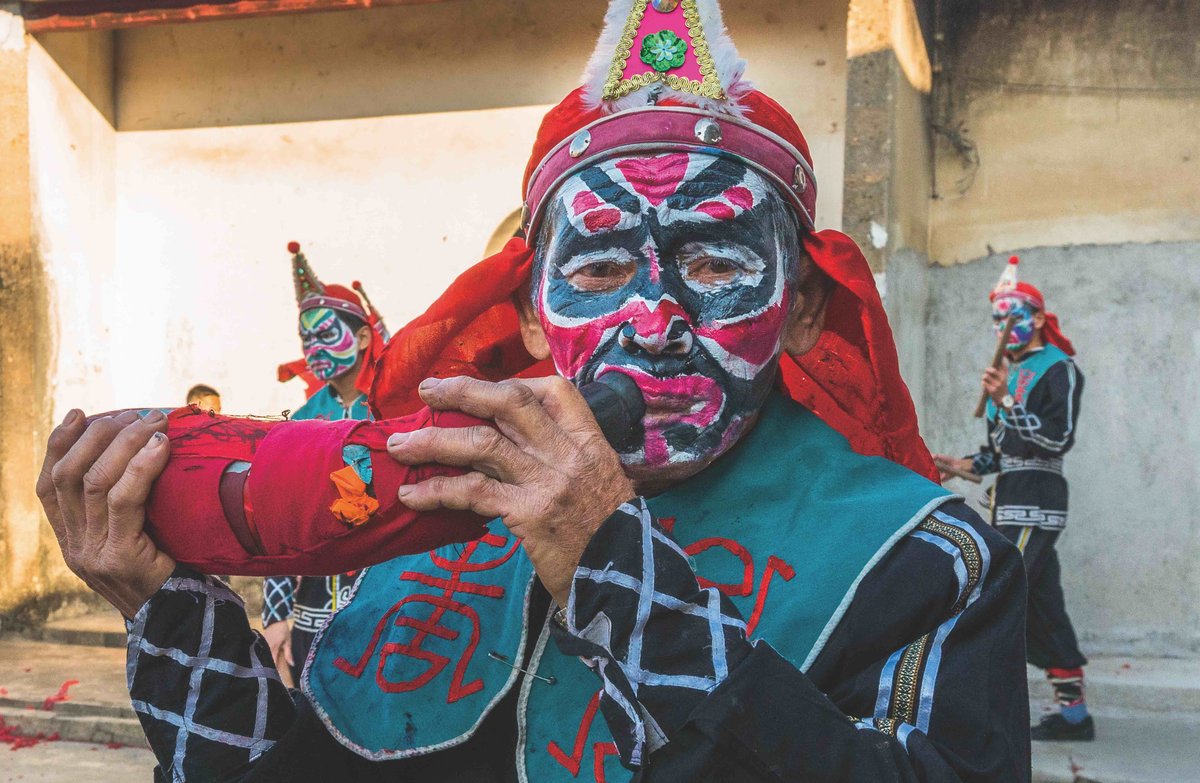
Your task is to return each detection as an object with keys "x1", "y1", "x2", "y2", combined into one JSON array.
[{"x1": 535, "y1": 153, "x2": 801, "y2": 472}]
